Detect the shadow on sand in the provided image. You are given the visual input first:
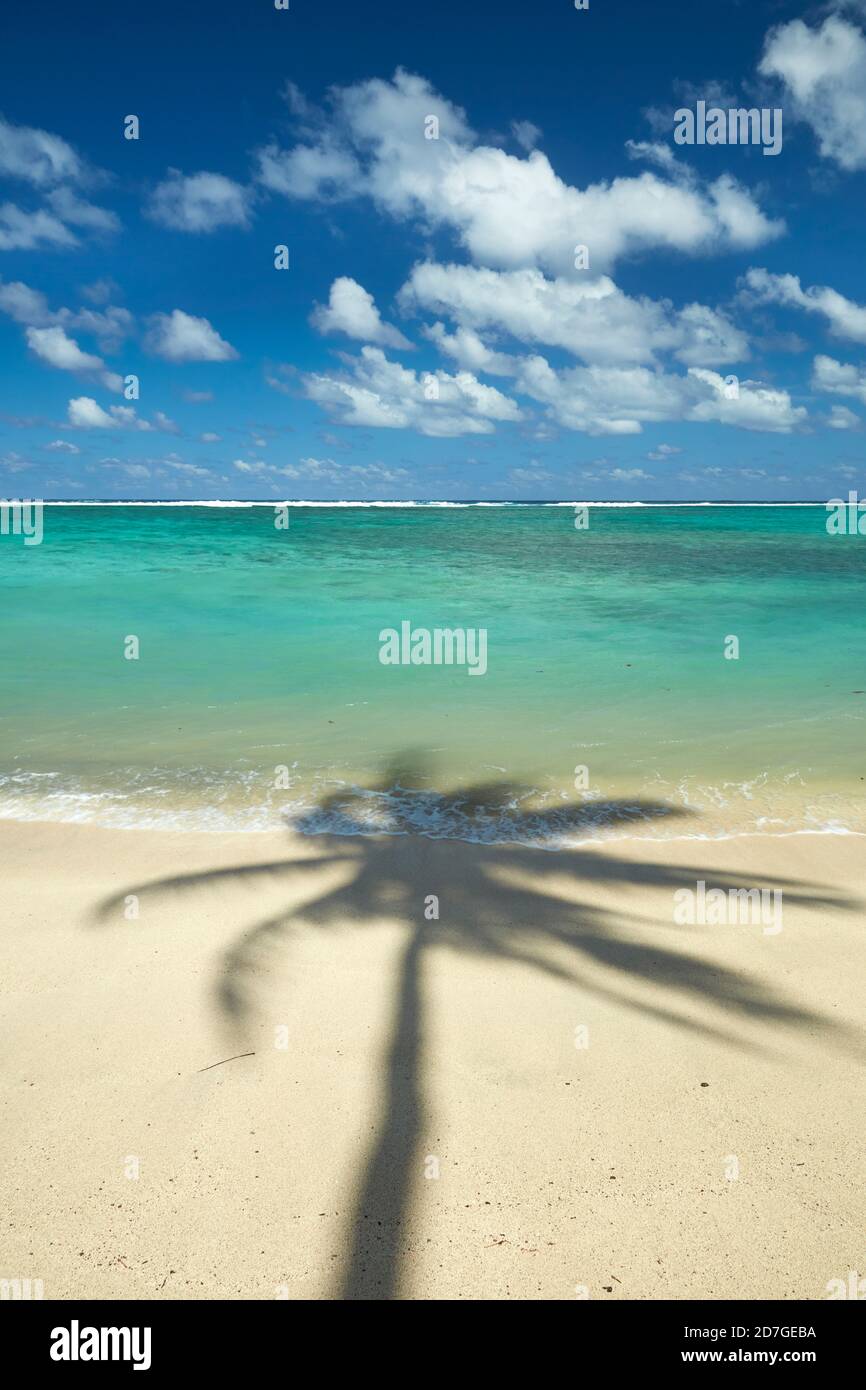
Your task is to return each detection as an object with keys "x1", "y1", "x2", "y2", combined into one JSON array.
[{"x1": 91, "y1": 757, "x2": 862, "y2": 1299}]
